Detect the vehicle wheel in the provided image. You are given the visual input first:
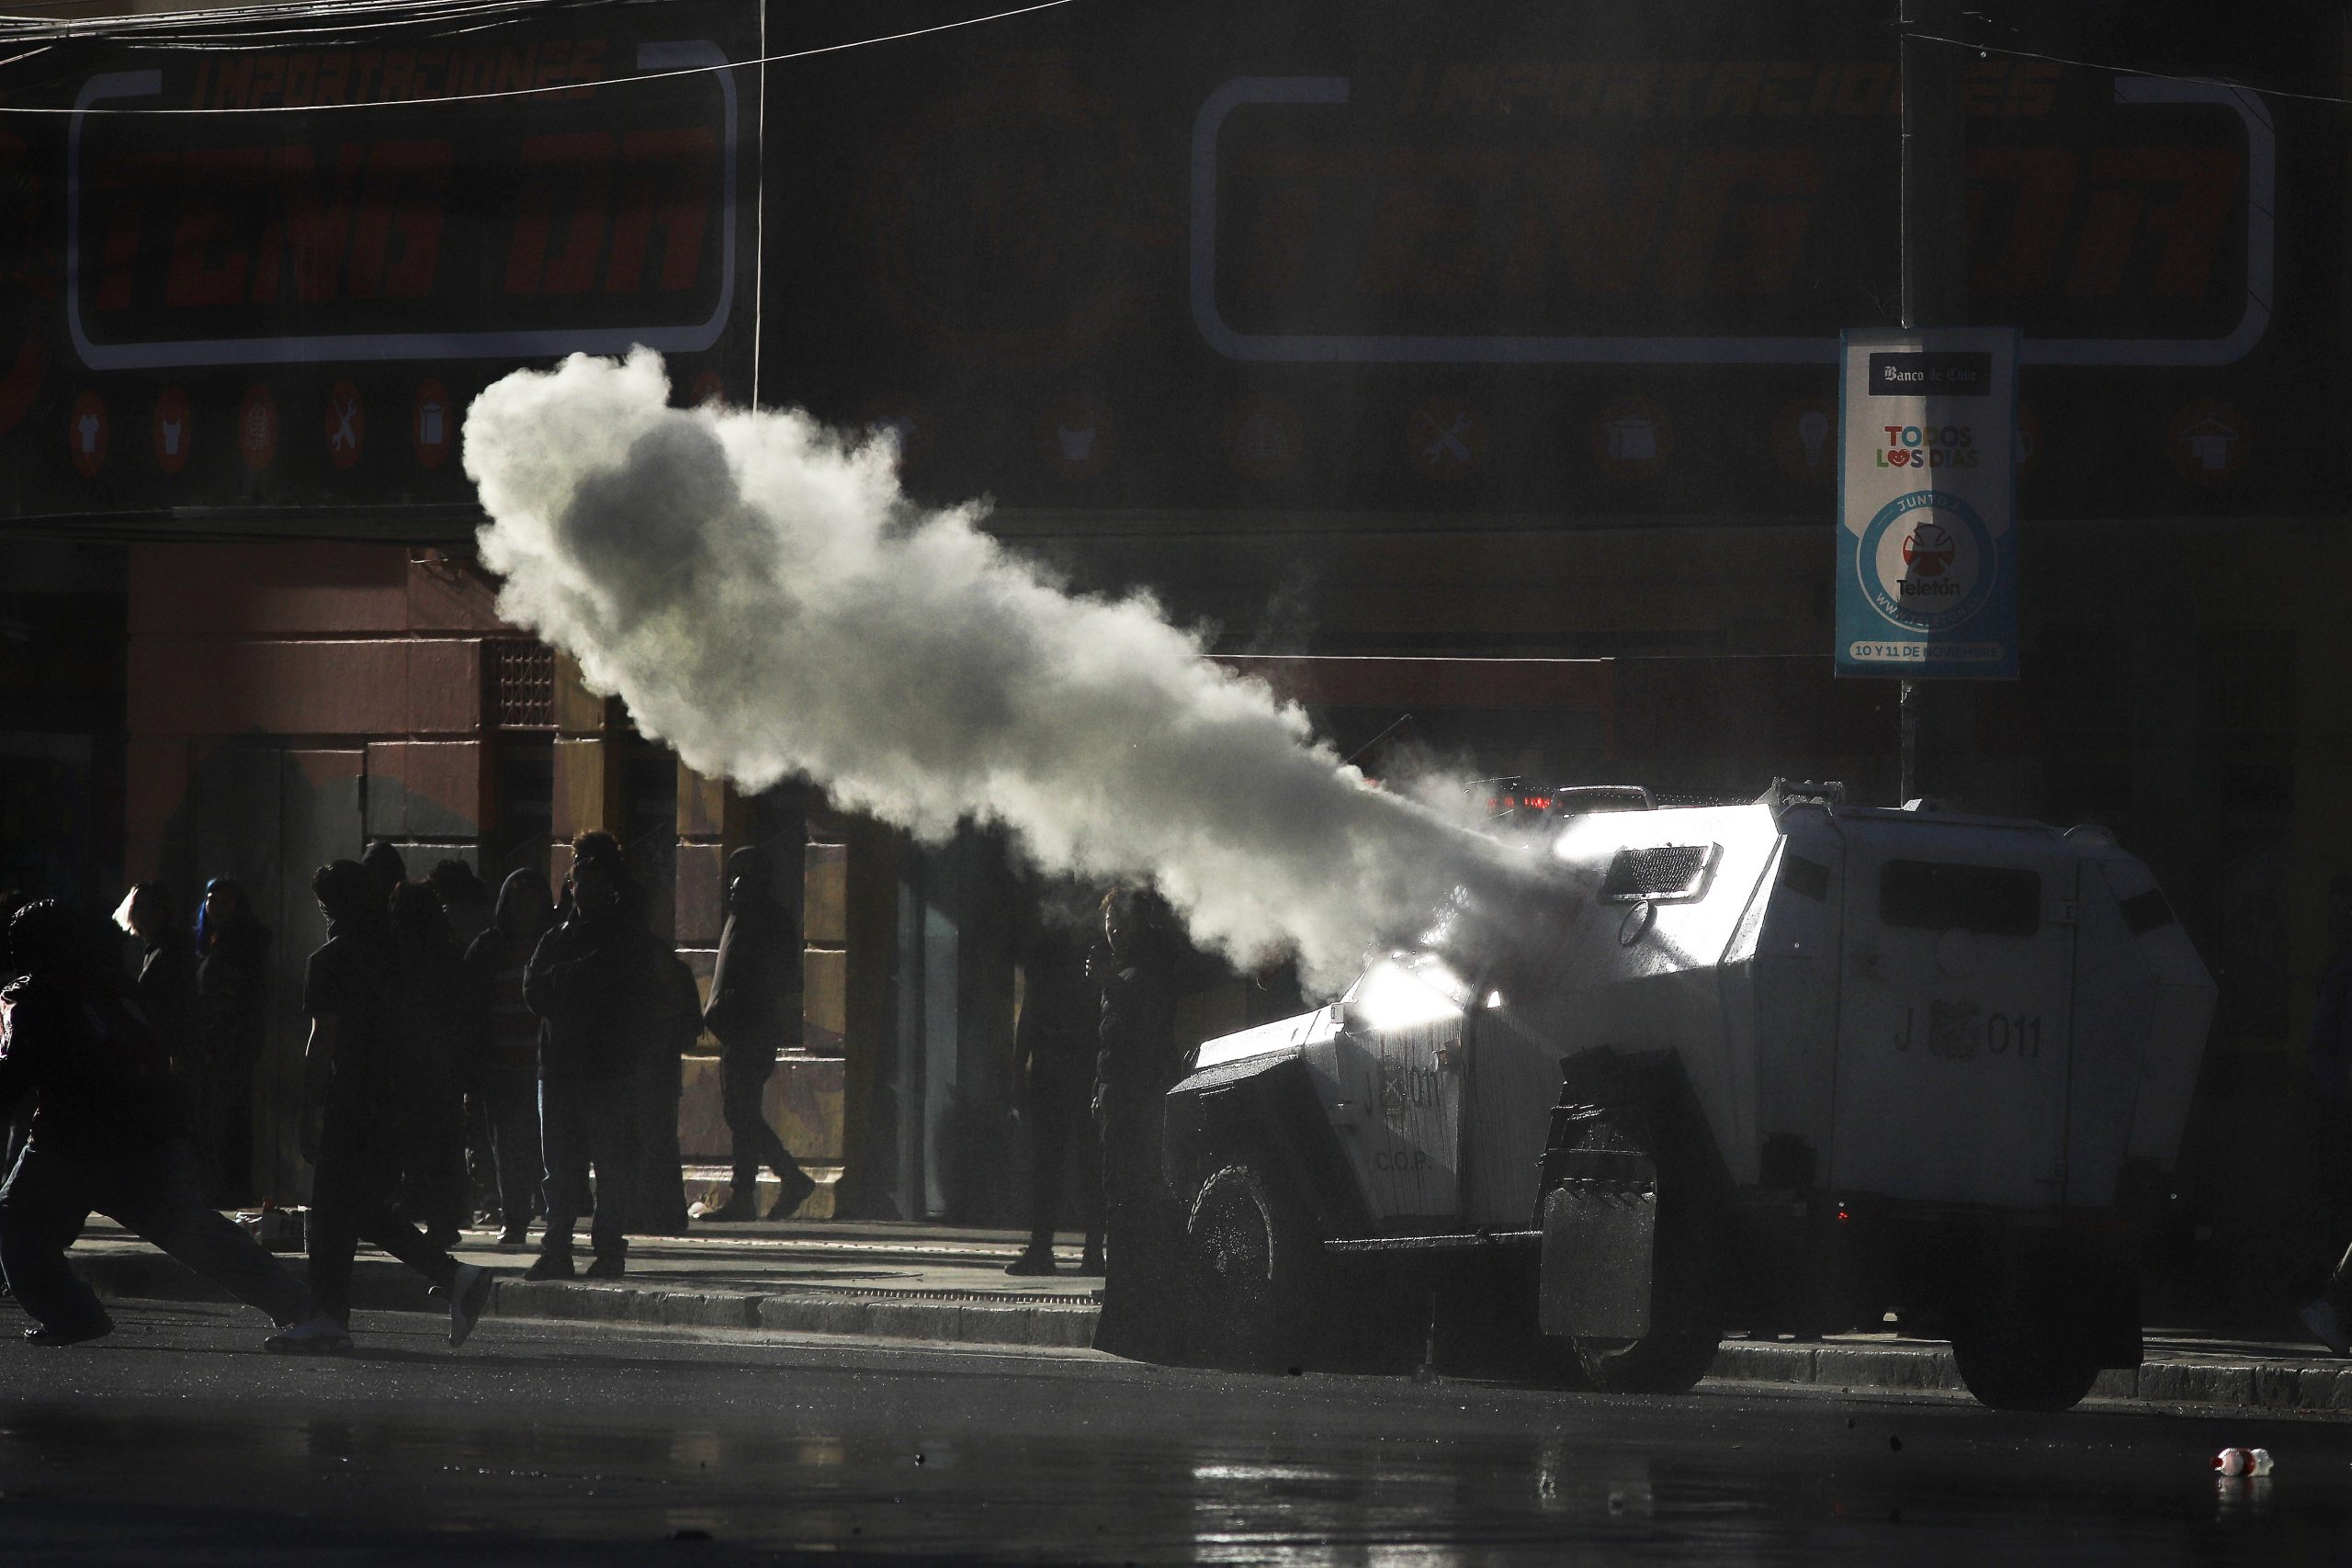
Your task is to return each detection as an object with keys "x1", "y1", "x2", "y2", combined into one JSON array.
[
  {"x1": 1949, "y1": 1266, "x2": 2104, "y2": 1413},
  {"x1": 1186, "y1": 1162, "x2": 1321, "y2": 1373},
  {"x1": 1558, "y1": 1120, "x2": 1725, "y2": 1395},
  {"x1": 1570, "y1": 1298, "x2": 1722, "y2": 1394}
]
